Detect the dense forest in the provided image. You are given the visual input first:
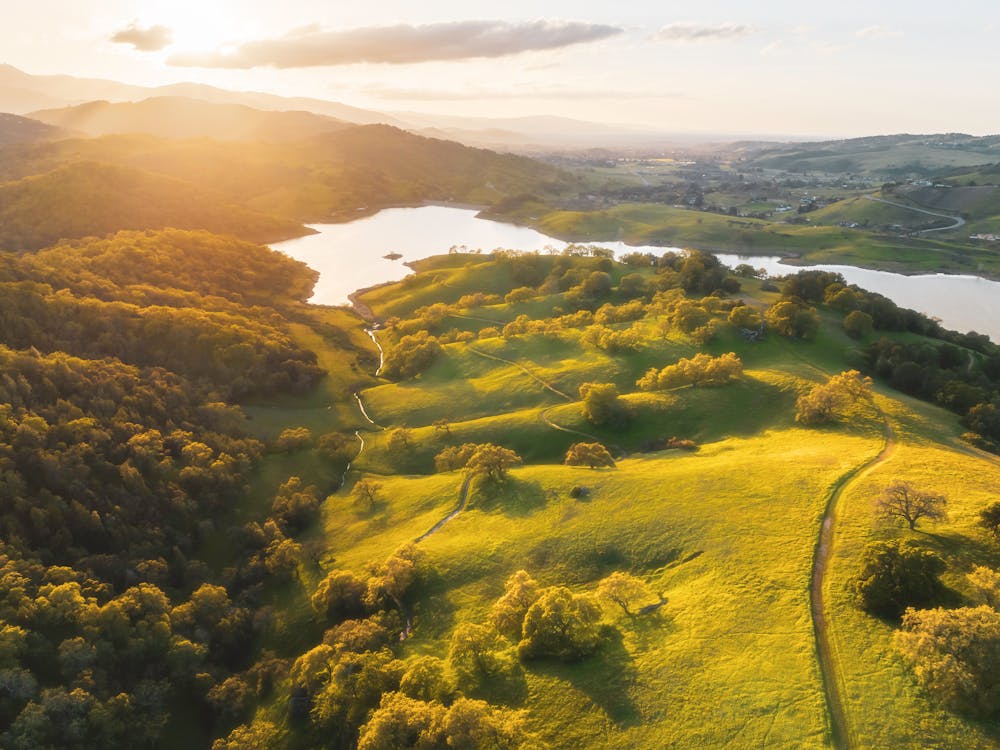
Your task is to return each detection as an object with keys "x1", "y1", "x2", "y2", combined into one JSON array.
[{"x1": 0, "y1": 227, "x2": 372, "y2": 748}]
